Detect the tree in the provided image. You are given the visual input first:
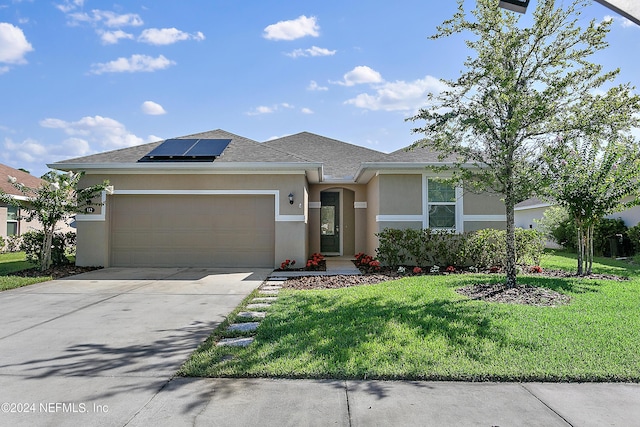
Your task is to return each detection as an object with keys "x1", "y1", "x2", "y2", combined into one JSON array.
[
  {"x1": 541, "y1": 134, "x2": 640, "y2": 274},
  {"x1": 409, "y1": 0, "x2": 640, "y2": 287},
  {"x1": 0, "y1": 171, "x2": 108, "y2": 271}
]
